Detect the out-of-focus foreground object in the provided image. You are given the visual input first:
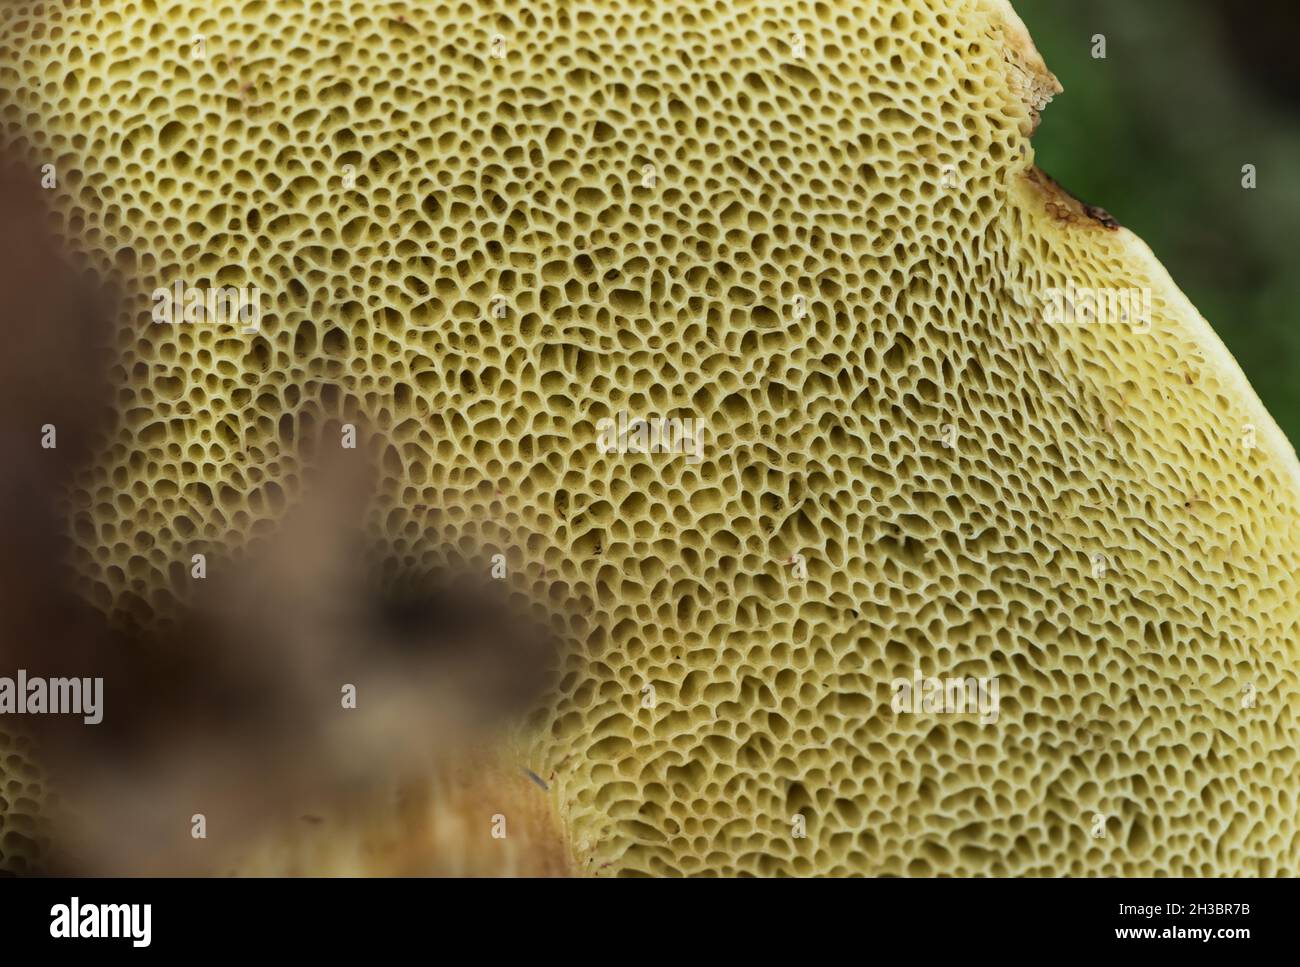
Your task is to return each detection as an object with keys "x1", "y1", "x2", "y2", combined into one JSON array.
[{"x1": 1, "y1": 0, "x2": 1298, "y2": 875}]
